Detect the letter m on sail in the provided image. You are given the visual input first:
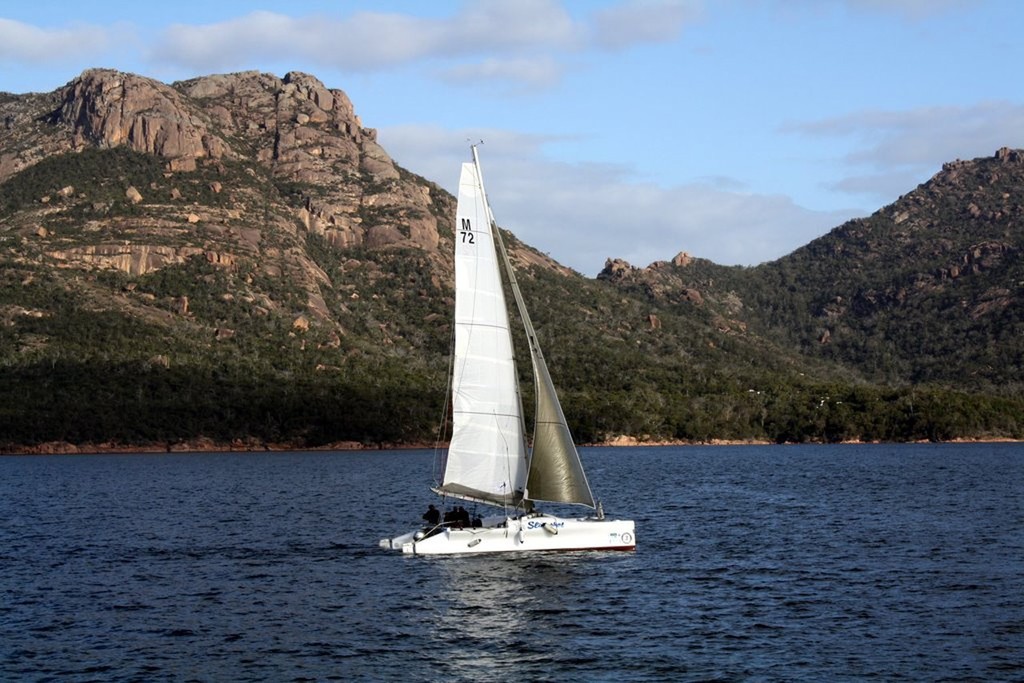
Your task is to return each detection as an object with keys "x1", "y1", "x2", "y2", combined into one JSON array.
[{"x1": 461, "y1": 218, "x2": 472, "y2": 231}]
